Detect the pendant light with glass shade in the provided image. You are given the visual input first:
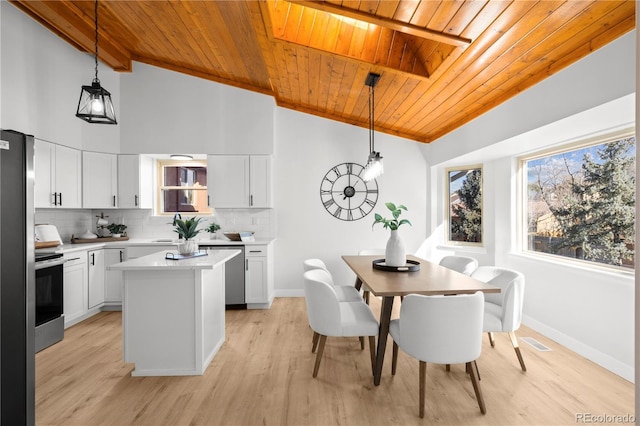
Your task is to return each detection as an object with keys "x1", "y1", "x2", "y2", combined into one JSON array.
[
  {"x1": 363, "y1": 72, "x2": 382, "y2": 182},
  {"x1": 76, "y1": 0, "x2": 117, "y2": 125}
]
